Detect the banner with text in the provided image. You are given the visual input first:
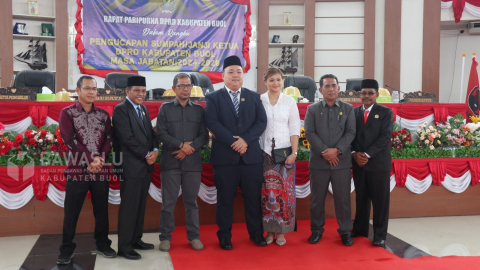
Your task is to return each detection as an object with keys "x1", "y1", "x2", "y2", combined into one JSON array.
[{"x1": 82, "y1": 0, "x2": 246, "y2": 72}]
